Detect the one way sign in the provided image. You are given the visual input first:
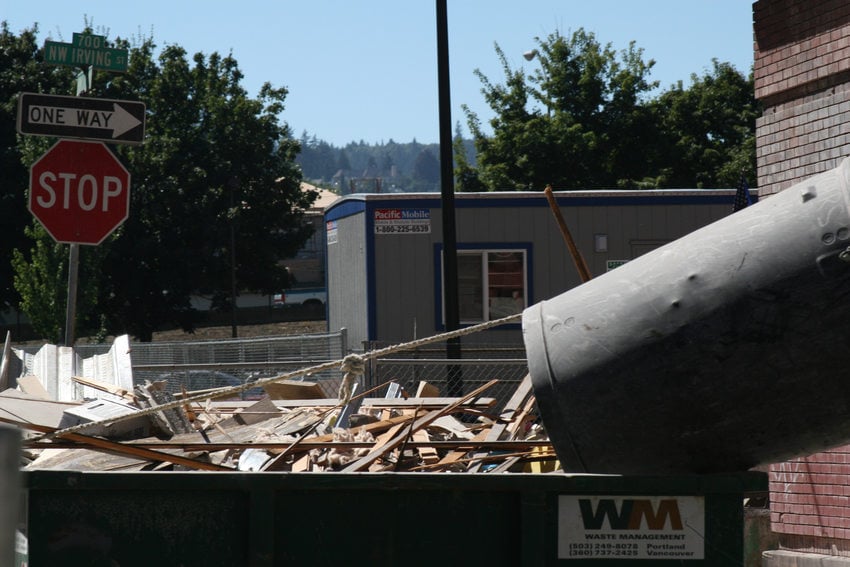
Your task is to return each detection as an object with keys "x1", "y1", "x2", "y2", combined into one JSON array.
[{"x1": 17, "y1": 92, "x2": 145, "y2": 145}]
